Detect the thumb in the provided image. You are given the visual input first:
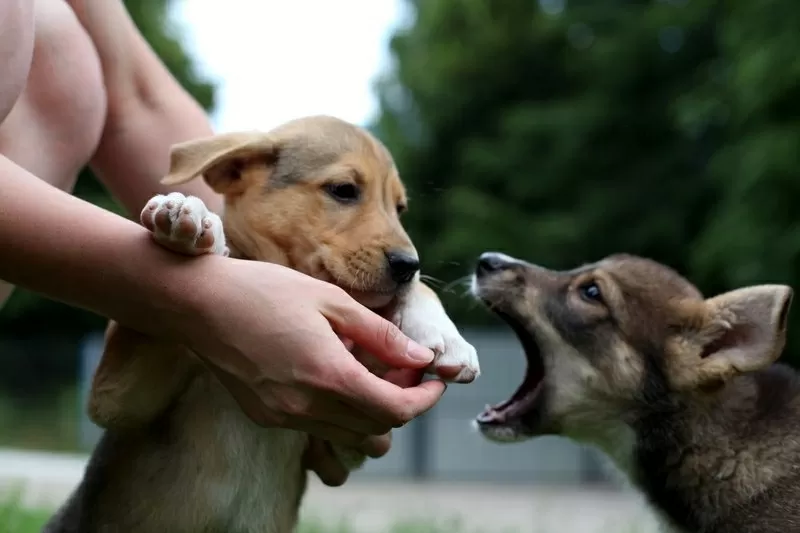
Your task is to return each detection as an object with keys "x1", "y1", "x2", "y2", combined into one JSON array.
[{"x1": 323, "y1": 296, "x2": 434, "y2": 368}]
